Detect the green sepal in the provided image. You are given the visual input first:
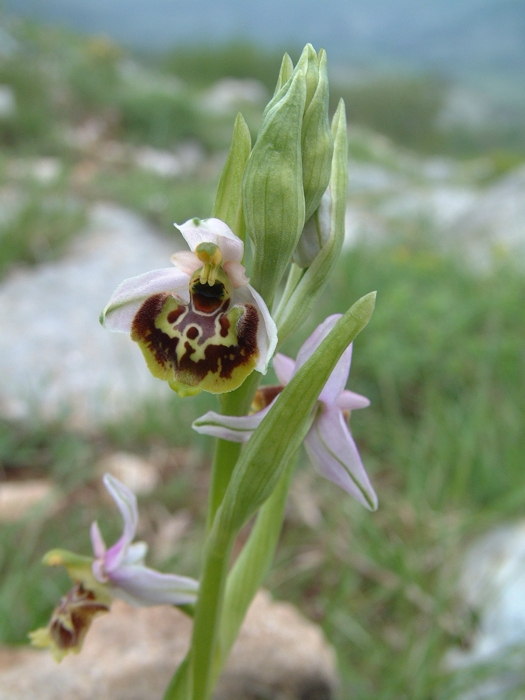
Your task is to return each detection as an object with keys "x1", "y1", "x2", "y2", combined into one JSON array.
[
  {"x1": 273, "y1": 52, "x2": 294, "y2": 95},
  {"x1": 243, "y1": 68, "x2": 306, "y2": 304},
  {"x1": 42, "y1": 549, "x2": 111, "y2": 605},
  {"x1": 274, "y1": 99, "x2": 349, "y2": 344},
  {"x1": 212, "y1": 112, "x2": 251, "y2": 241}
]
